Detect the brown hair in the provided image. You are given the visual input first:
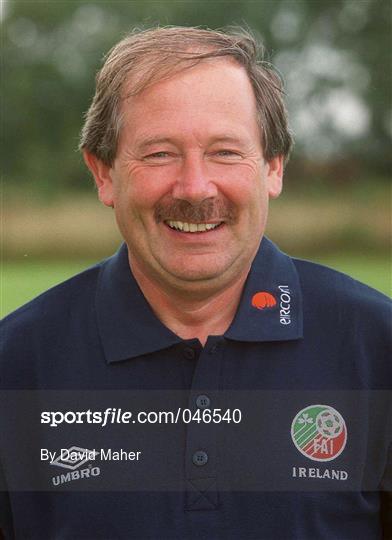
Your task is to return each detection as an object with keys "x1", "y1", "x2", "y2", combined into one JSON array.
[{"x1": 79, "y1": 26, "x2": 293, "y2": 165}]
